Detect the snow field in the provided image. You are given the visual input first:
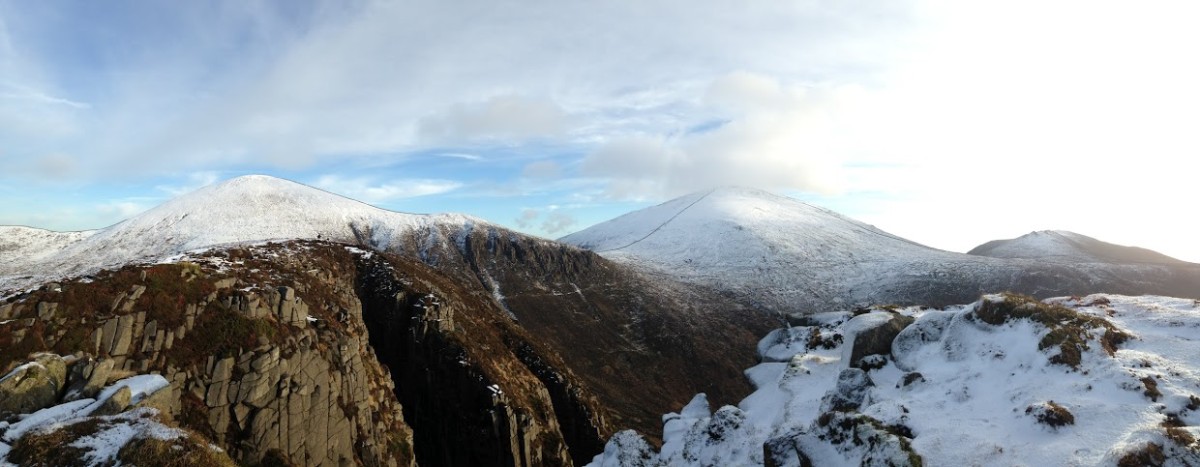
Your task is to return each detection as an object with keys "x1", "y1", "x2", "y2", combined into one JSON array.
[{"x1": 590, "y1": 294, "x2": 1200, "y2": 466}]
